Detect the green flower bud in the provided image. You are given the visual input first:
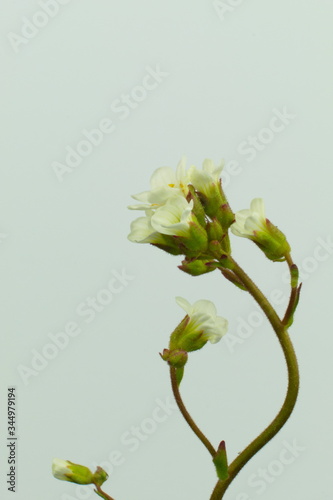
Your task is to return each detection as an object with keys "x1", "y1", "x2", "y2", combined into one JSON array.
[
  {"x1": 160, "y1": 348, "x2": 188, "y2": 368},
  {"x1": 52, "y1": 459, "x2": 95, "y2": 485},
  {"x1": 178, "y1": 258, "x2": 217, "y2": 276},
  {"x1": 206, "y1": 218, "x2": 224, "y2": 242},
  {"x1": 215, "y1": 203, "x2": 235, "y2": 231},
  {"x1": 208, "y1": 240, "x2": 225, "y2": 259}
]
